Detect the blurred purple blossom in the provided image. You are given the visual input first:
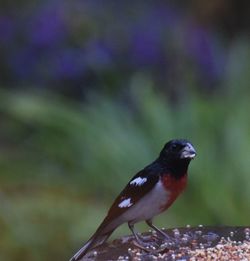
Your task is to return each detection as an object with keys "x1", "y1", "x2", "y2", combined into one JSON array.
[
  {"x1": 53, "y1": 48, "x2": 86, "y2": 79},
  {"x1": 0, "y1": 16, "x2": 15, "y2": 44},
  {"x1": 130, "y1": 28, "x2": 163, "y2": 66},
  {"x1": 128, "y1": 6, "x2": 180, "y2": 67},
  {"x1": 85, "y1": 40, "x2": 114, "y2": 70},
  {"x1": 8, "y1": 48, "x2": 38, "y2": 80},
  {"x1": 147, "y1": 5, "x2": 180, "y2": 28},
  {"x1": 29, "y1": 5, "x2": 66, "y2": 47},
  {"x1": 0, "y1": 0, "x2": 226, "y2": 91},
  {"x1": 186, "y1": 23, "x2": 225, "y2": 81}
]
